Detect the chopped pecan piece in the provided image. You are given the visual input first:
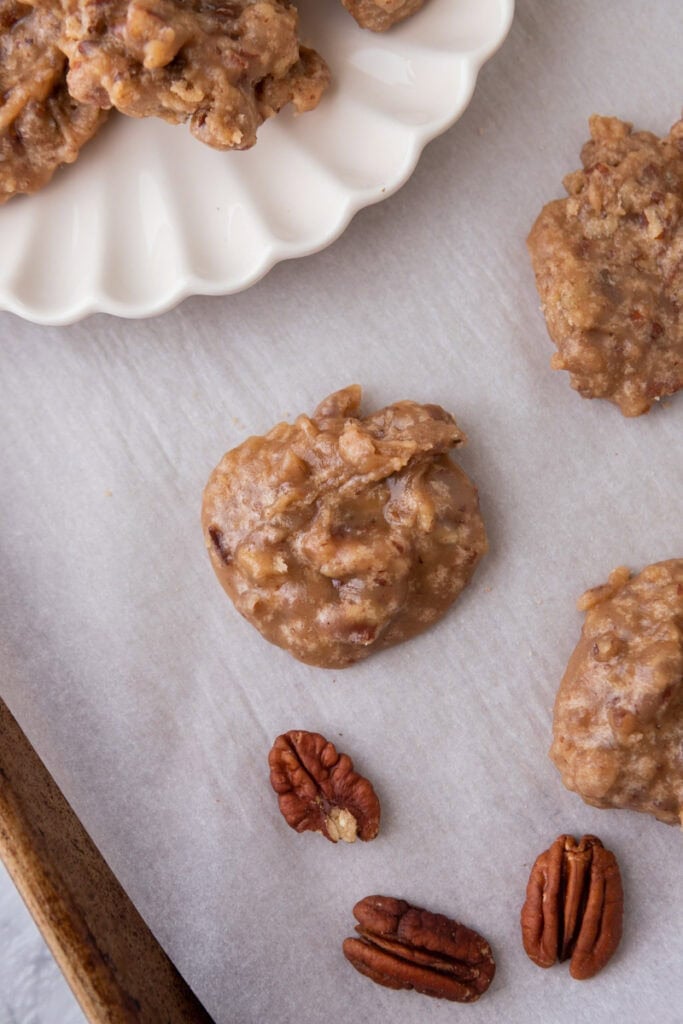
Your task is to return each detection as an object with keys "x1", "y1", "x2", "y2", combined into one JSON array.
[
  {"x1": 342, "y1": 896, "x2": 495, "y2": 1002},
  {"x1": 521, "y1": 834, "x2": 623, "y2": 980},
  {"x1": 268, "y1": 731, "x2": 380, "y2": 843},
  {"x1": 340, "y1": 0, "x2": 427, "y2": 32}
]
